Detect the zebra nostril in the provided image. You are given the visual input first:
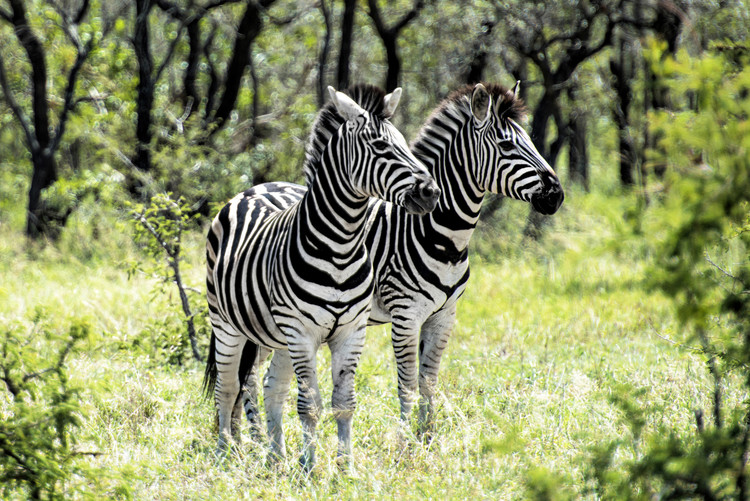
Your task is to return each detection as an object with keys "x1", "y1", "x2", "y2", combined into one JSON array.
[{"x1": 420, "y1": 183, "x2": 439, "y2": 199}]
